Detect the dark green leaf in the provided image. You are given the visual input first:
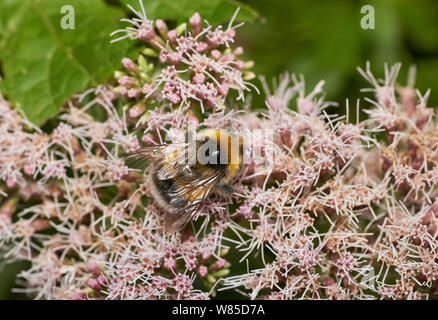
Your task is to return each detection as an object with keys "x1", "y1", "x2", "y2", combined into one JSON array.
[{"x1": 0, "y1": 0, "x2": 134, "y2": 125}]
